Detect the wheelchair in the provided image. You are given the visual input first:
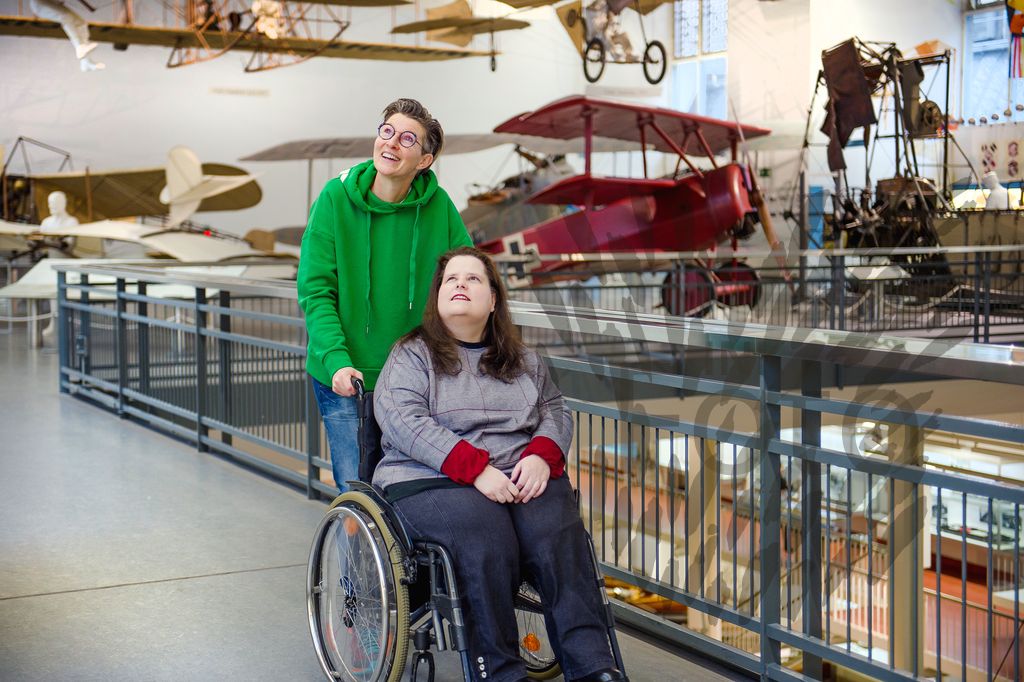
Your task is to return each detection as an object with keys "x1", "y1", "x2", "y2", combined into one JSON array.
[{"x1": 306, "y1": 381, "x2": 626, "y2": 682}]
